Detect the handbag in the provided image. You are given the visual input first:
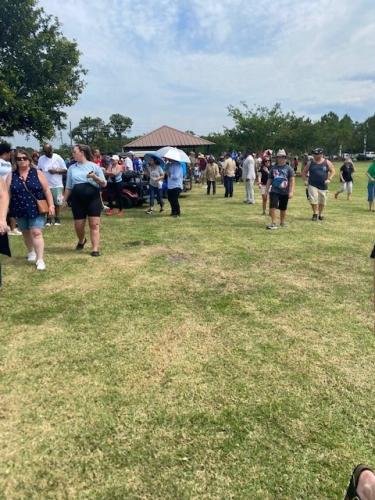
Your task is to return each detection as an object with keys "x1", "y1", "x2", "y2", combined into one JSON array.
[{"x1": 20, "y1": 176, "x2": 49, "y2": 214}]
